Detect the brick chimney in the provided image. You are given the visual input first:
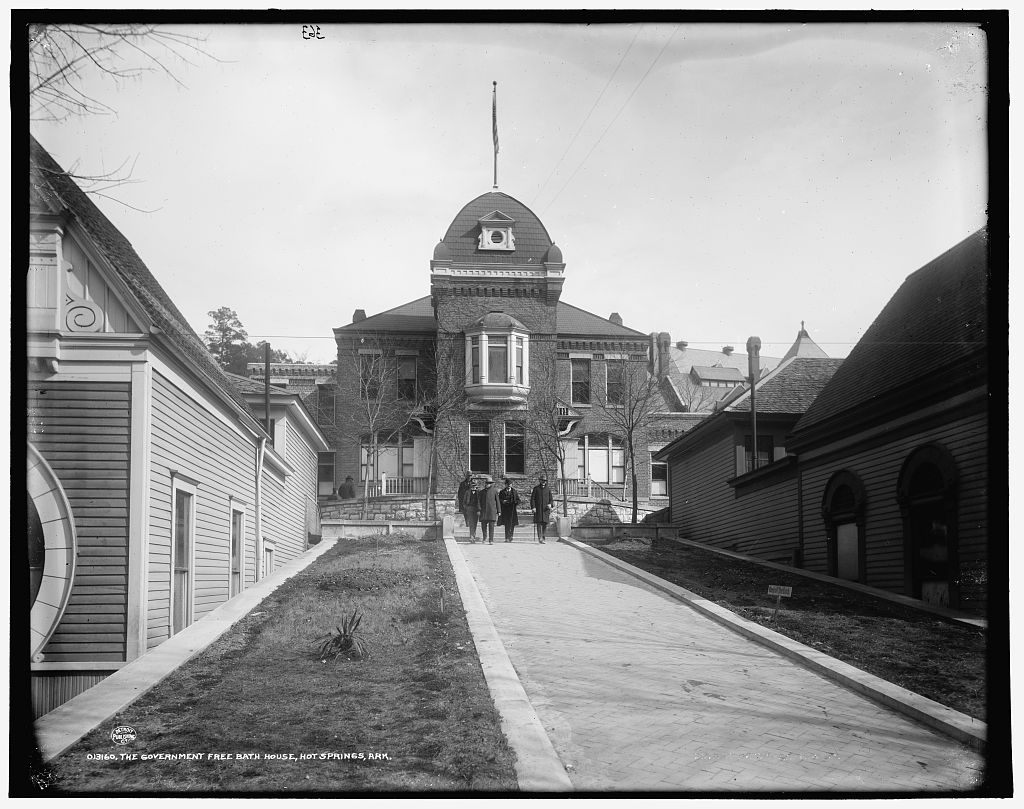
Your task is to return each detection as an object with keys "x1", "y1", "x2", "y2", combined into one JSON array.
[
  {"x1": 649, "y1": 332, "x2": 671, "y2": 380},
  {"x1": 609, "y1": 312, "x2": 623, "y2": 326},
  {"x1": 352, "y1": 309, "x2": 366, "y2": 323}
]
